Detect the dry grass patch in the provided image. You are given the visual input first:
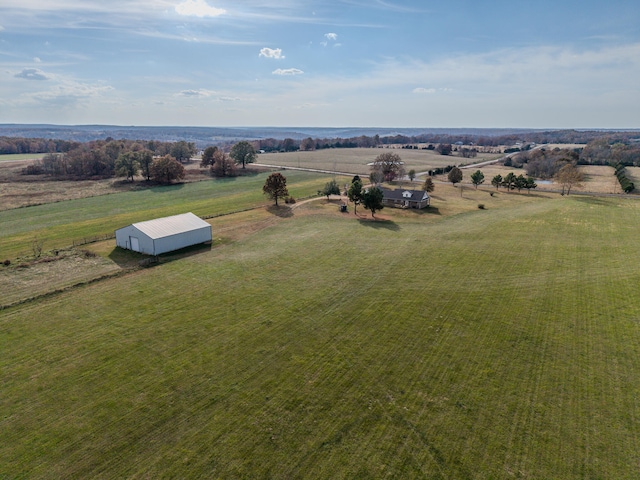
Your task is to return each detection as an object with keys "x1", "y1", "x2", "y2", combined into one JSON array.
[
  {"x1": 257, "y1": 148, "x2": 500, "y2": 175},
  {"x1": 0, "y1": 249, "x2": 122, "y2": 307}
]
